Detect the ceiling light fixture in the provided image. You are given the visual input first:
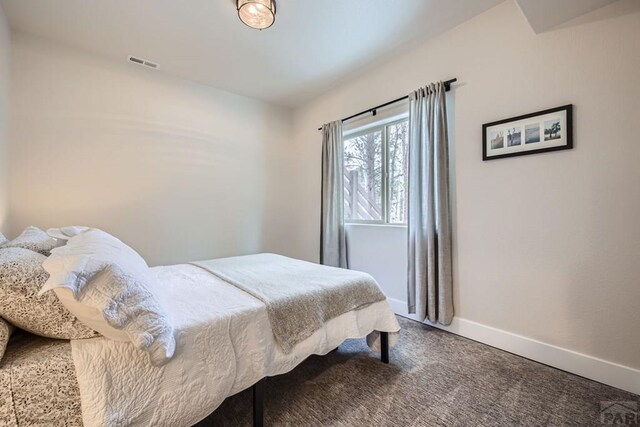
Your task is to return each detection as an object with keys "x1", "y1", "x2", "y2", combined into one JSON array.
[{"x1": 237, "y1": 0, "x2": 276, "y2": 30}]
